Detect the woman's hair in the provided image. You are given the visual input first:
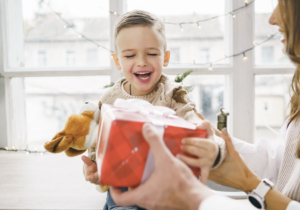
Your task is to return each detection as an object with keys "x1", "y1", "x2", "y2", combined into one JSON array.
[{"x1": 278, "y1": 0, "x2": 300, "y2": 158}]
